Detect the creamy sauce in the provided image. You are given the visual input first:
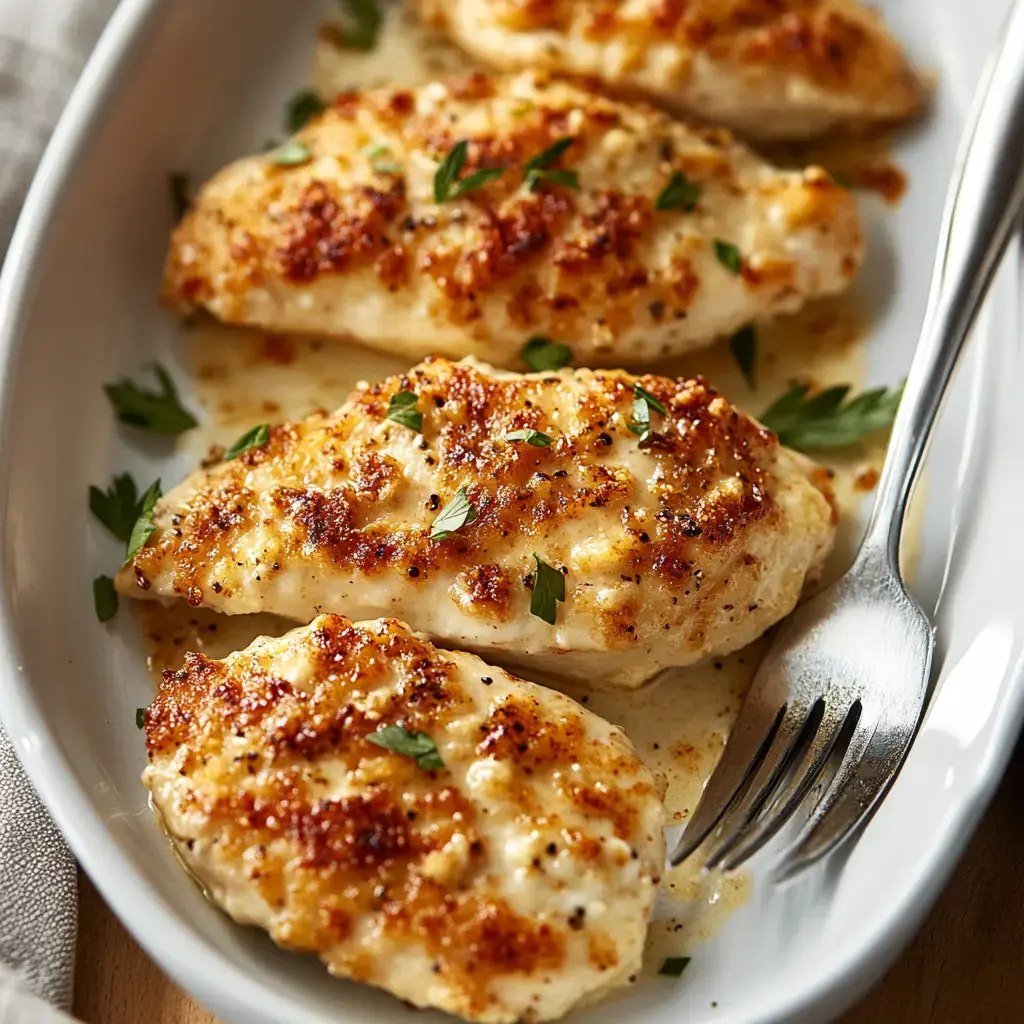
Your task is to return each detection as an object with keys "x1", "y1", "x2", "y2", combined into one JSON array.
[{"x1": 138, "y1": 0, "x2": 918, "y2": 985}]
